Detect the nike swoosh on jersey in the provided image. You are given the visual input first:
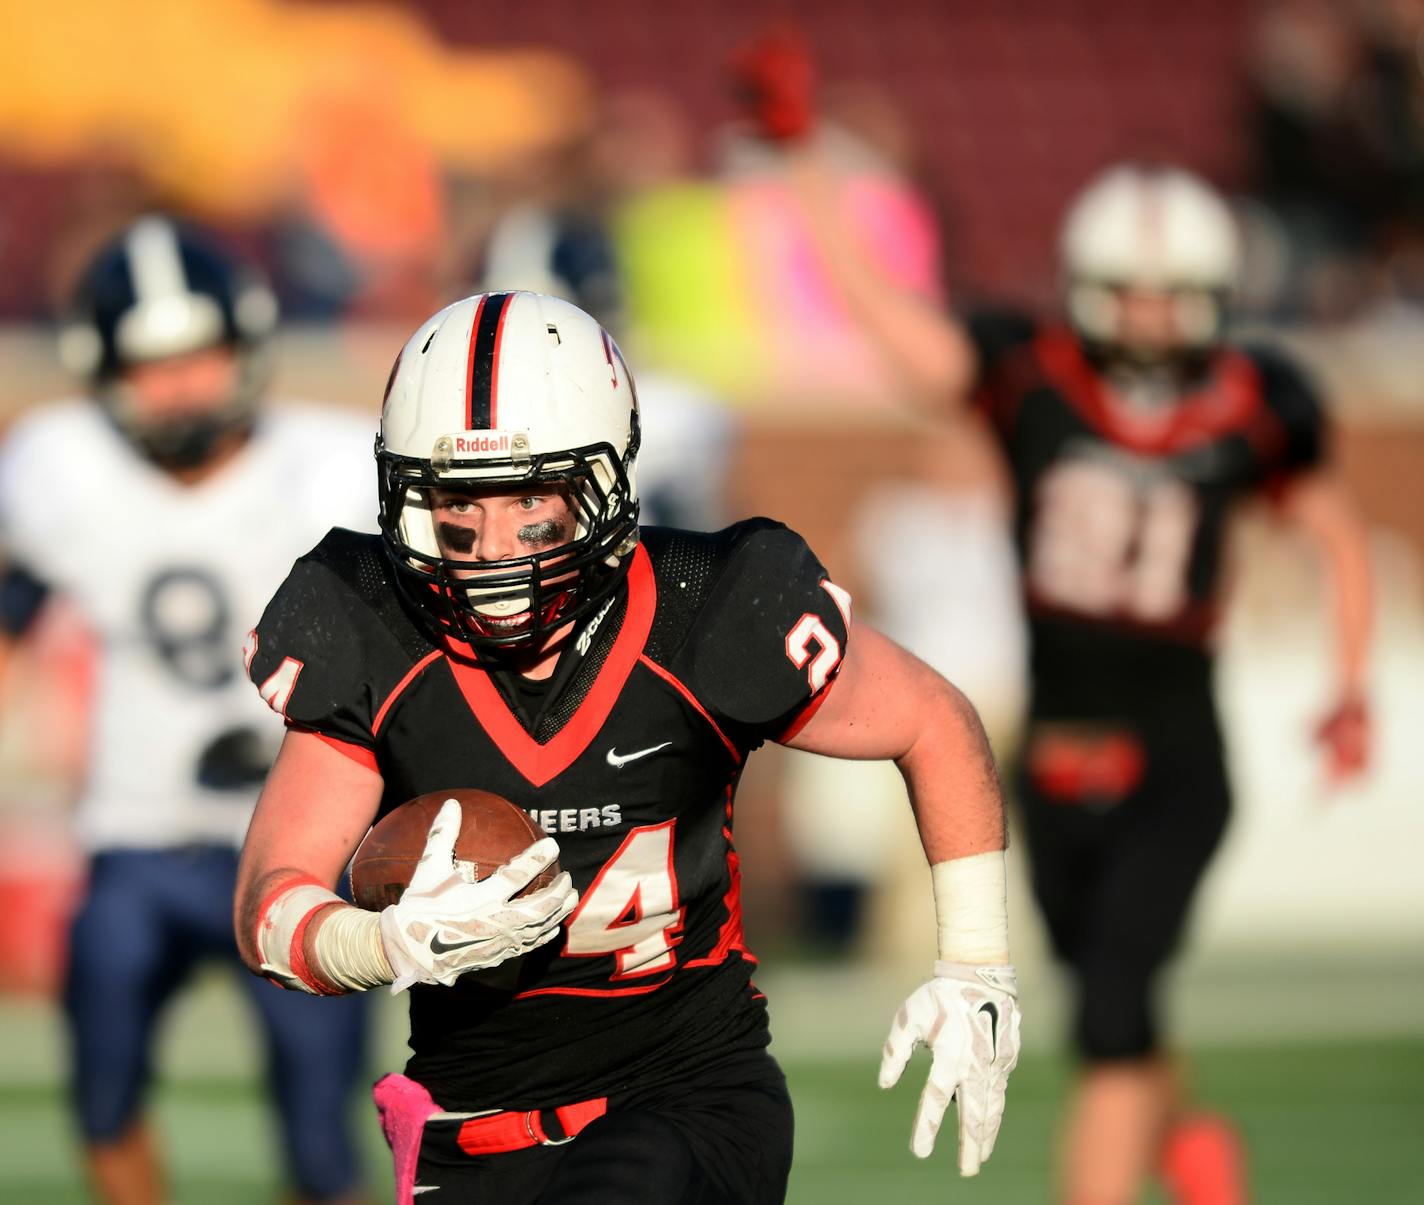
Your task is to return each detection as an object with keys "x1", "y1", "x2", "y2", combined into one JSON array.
[{"x1": 606, "y1": 741, "x2": 673, "y2": 768}]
